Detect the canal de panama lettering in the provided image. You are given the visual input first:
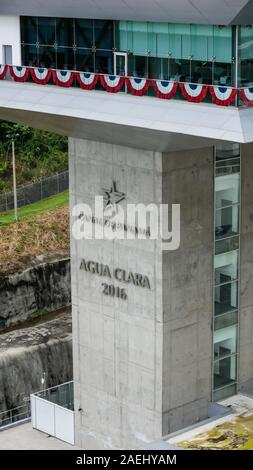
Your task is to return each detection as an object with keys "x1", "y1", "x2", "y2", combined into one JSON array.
[{"x1": 80, "y1": 259, "x2": 151, "y2": 300}]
